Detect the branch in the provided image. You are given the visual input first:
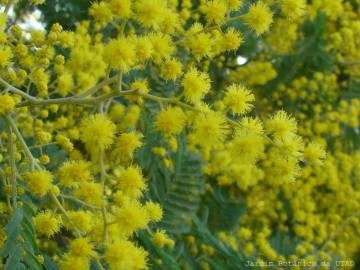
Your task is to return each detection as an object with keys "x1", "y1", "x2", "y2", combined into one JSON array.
[
  {"x1": 0, "y1": 77, "x2": 37, "y2": 101},
  {"x1": 0, "y1": 76, "x2": 118, "y2": 107},
  {"x1": 76, "y1": 76, "x2": 118, "y2": 98}
]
